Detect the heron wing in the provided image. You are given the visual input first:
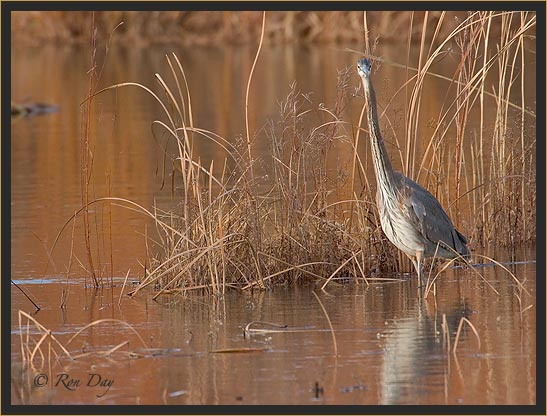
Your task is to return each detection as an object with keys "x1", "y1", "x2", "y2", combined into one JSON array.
[{"x1": 397, "y1": 174, "x2": 468, "y2": 256}]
